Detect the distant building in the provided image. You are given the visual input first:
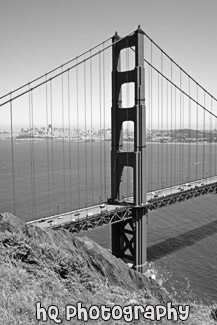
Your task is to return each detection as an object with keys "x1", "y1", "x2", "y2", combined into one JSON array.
[{"x1": 48, "y1": 124, "x2": 52, "y2": 134}]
